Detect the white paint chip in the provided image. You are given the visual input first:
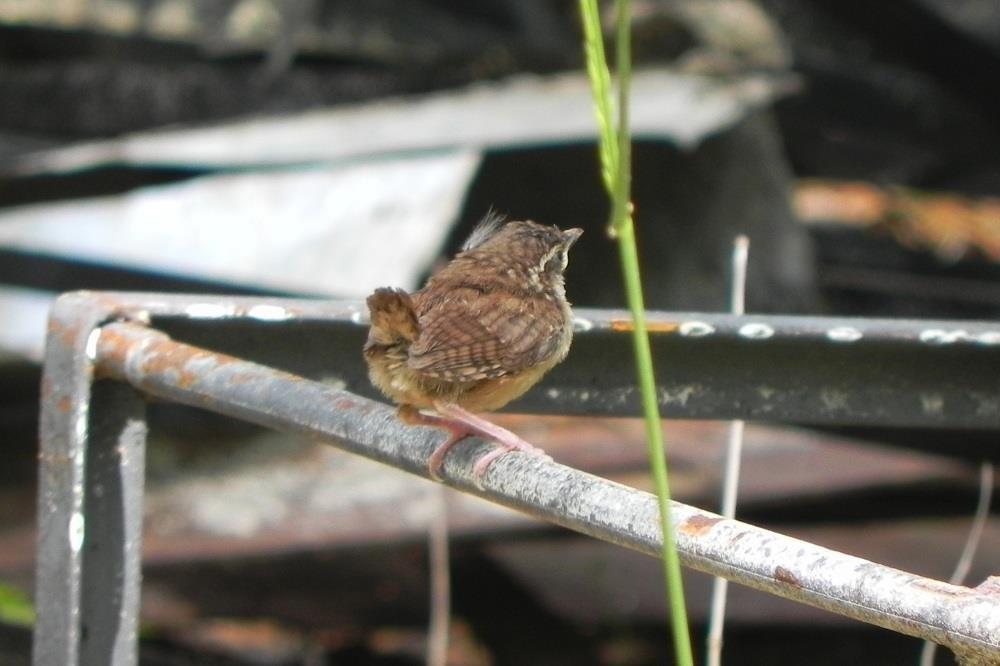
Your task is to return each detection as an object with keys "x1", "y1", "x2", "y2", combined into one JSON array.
[
  {"x1": 826, "y1": 326, "x2": 863, "y2": 343},
  {"x1": 738, "y1": 323, "x2": 775, "y2": 339},
  {"x1": 679, "y1": 321, "x2": 715, "y2": 337},
  {"x1": 84, "y1": 327, "x2": 101, "y2": 361},
  {"x1": 247, "y1": 304, "x2": 292, "y2": 321},
  {"x1": 973, "y1": 331, "x2": 1000, "y2": 346},
  {"x1": 919, "y1": 329, "x2": 967, "y2": 345},
  {"x1": 68, "y1": 512, "x2": 85, "y2": 553},
  {"x1": 185, "y1": 303, "x2": 237, "y2": 319},
  {"x1": 74, "y1": 411, "x2": 88, "y2": 443}
]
